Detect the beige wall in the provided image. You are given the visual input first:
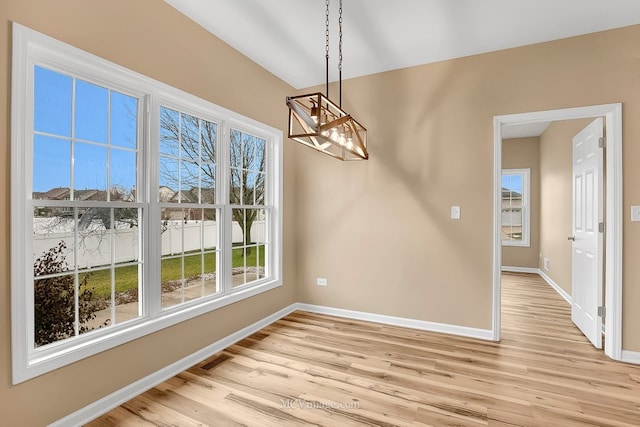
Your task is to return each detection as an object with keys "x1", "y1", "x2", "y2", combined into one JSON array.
[
  {"x1": 538, "y1": 119, "x2": 594, "y2": 295},
  {"x1": 4, "y1": 2, "x2": 640, "y2": 424},
  {"x1": 0, "y1": 1, "x2": 296, "y2": 425},
  {"x1": 502, "y1": 137, "x2": 540, "y2": 269},
  {"x1": 295, "y1": 25, "x2": 640, "y2": 351}
]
